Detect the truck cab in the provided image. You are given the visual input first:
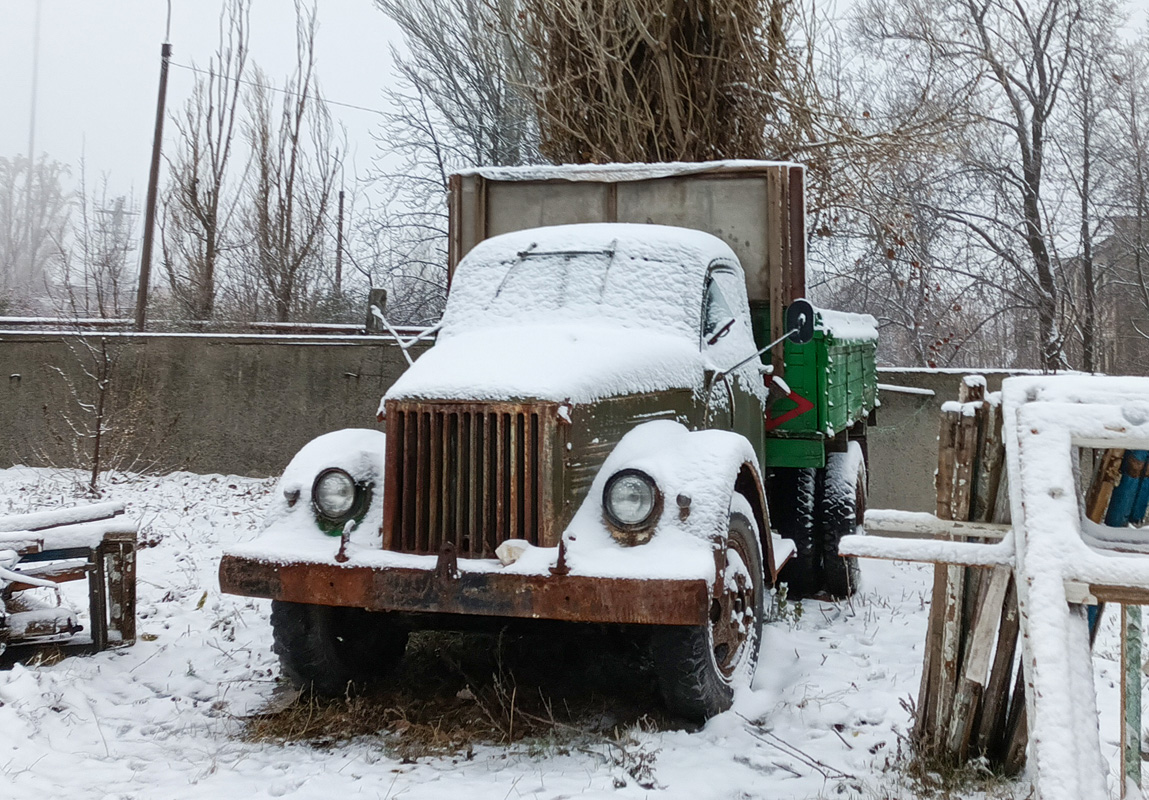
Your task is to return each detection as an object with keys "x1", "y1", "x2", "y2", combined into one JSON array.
[{"x1": 219, "y1": 162, "x2": 878, "y2": 722}]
